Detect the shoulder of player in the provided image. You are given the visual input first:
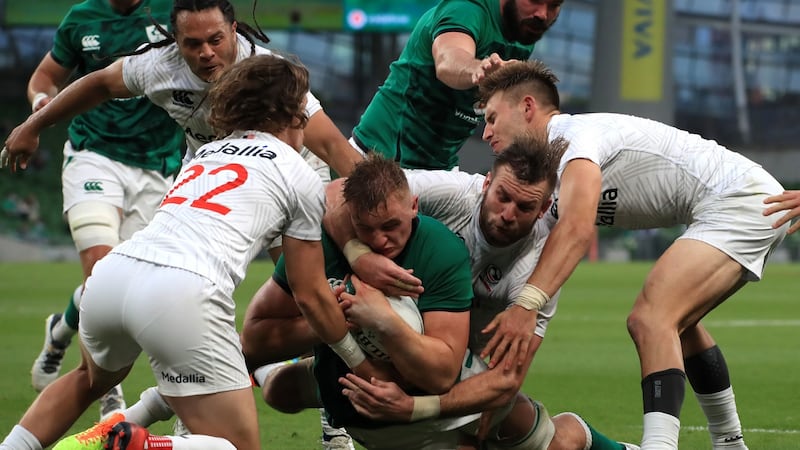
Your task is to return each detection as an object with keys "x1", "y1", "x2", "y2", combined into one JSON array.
[{"x1": 412, "y1": 215, "x2": 470, "y2": 257}]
